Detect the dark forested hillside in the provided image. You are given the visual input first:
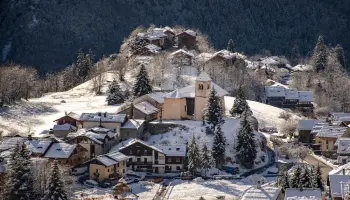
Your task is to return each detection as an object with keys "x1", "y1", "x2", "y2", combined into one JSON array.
[{"x1": 1, "y1": 0, "x2": 349, "y2": 74}]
